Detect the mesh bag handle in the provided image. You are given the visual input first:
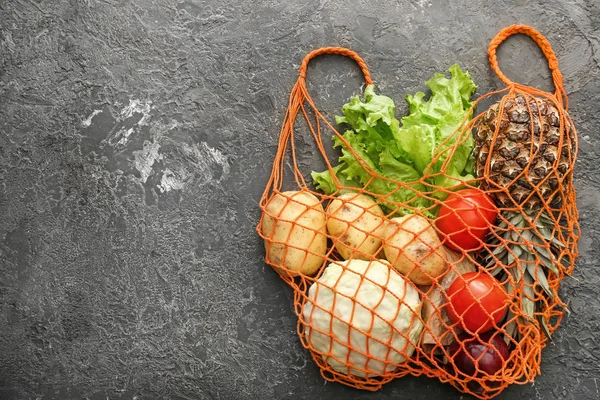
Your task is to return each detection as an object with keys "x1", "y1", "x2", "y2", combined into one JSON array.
[
  {"x1": 488, "y1": 24, "x2": 568, "y2": 108},
  {"x1": 260, "y1": 47, "x2": 373, "y2": 202}
]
